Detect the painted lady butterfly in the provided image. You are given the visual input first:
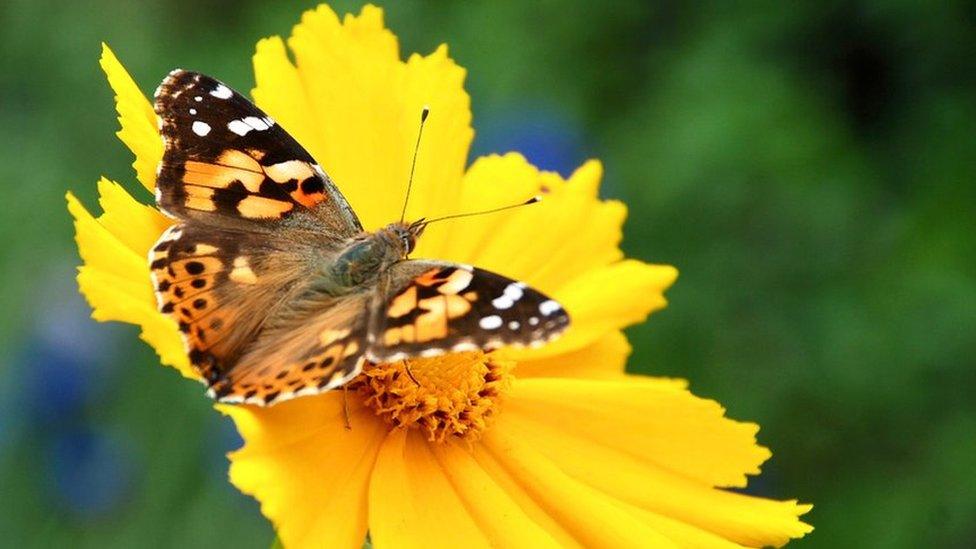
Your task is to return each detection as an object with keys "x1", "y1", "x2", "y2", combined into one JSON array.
[{"x1": 149, "y1": 70, "x2": 569, "y2": 406}]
